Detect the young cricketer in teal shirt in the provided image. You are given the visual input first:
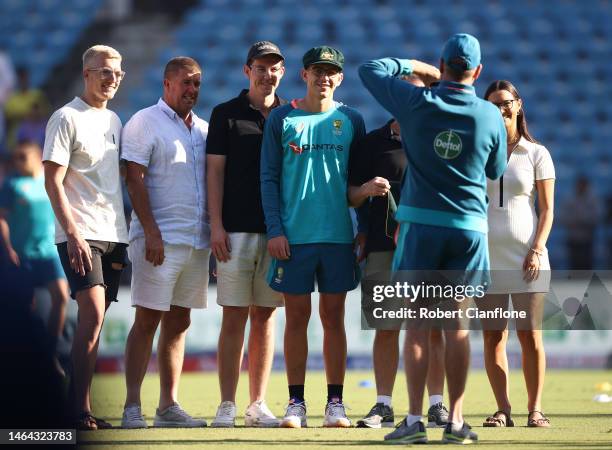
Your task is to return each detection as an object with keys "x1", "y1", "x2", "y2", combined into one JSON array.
[{"x1": 260, "y1": 46, "x2": 365, "y2": 429}]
